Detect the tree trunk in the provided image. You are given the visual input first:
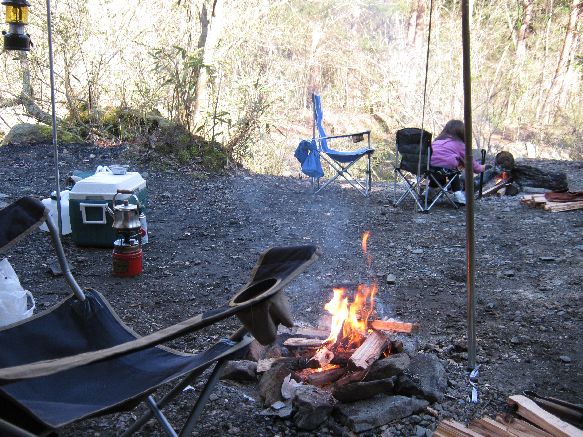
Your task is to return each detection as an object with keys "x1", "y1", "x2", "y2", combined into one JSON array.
[
  {"x1": 407, "y1": 0, "x2": 425, "y2": 49},
  {"x1": 540, "y1": 0, "x2": 582, "y2": 122},
  {"x1": 19, "y1": 53, "x2": 53, "y2": 125},
  {"x1": 306, "y1": 25, "x2": 323, "y2": 108},
  {"x1": 193, "y1": 0, "x2": 225, "y2": 130},
  {"x1": 535, "y1": 0, "x2": 555, "y2": 121},
  {"x1": 516, "y1": 0, "x2": 534, "y2": 62}
]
